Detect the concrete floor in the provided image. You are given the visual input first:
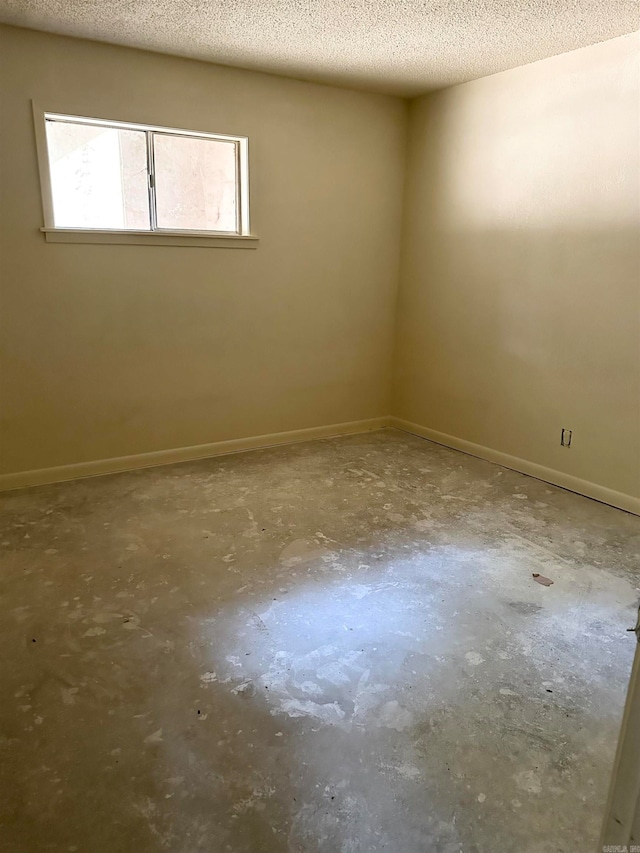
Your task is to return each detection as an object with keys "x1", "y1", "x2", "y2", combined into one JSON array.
[{"x1": 1, "y1": 429, "x2": 639, "y2": 853}]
